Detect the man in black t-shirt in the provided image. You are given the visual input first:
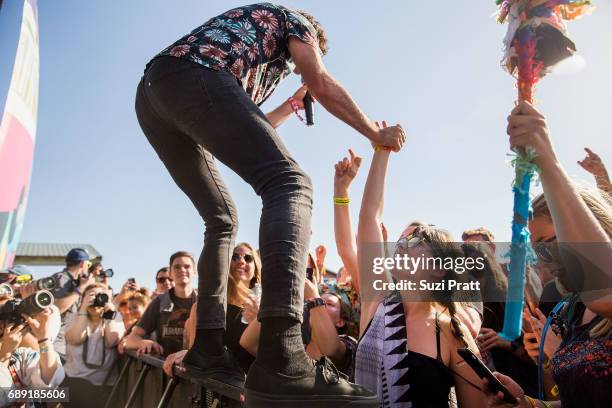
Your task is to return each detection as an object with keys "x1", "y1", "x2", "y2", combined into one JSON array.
[{"x1": 124, "y1": 251, "x2": 196, "y2": 356}]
